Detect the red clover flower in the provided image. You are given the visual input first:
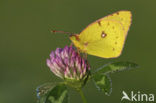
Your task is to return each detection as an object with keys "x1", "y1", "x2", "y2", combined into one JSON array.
[{"x1": 47, "y1": 46, "x2": 90, "y2": 88}]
